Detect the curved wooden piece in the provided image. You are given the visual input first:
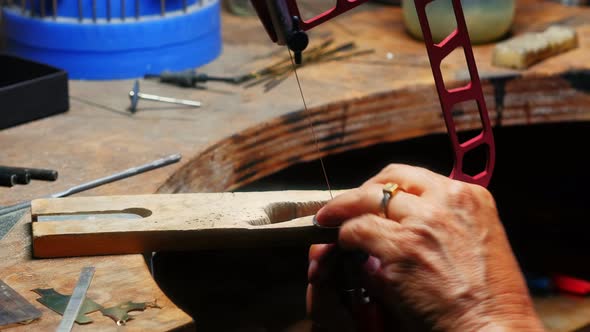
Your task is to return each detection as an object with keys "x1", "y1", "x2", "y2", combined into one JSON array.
[{"x1": 159, "y1": 72, "x2": 590, "y2": 194}]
